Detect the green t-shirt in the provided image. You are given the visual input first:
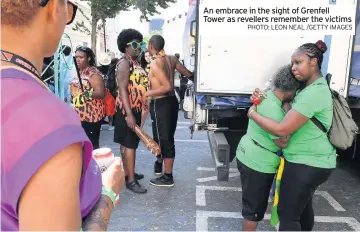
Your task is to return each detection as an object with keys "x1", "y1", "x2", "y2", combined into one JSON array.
[
  {"x1": 236, "y1": 91, "x2": 284, "y2": 174},
  {"x1": 283, "y1": 77, "x2": 336, "y2": 169}
]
